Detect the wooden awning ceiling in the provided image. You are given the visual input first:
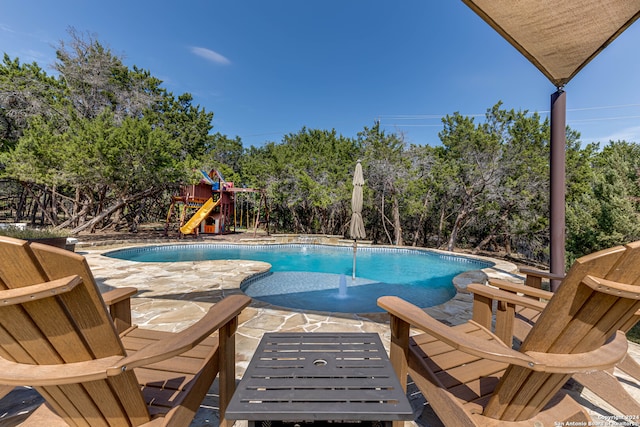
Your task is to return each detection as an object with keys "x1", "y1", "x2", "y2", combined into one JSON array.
[{"x1": 461, "y1": 0, "x2": 640, "y2": 87}]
